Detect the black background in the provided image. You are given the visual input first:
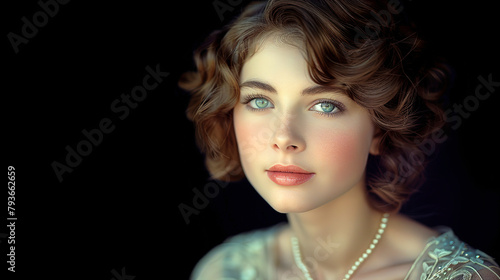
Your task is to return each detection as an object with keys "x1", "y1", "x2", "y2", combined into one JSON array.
[{"x1": 4, "y1": 0, "x2": 499, "y2": 279}]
